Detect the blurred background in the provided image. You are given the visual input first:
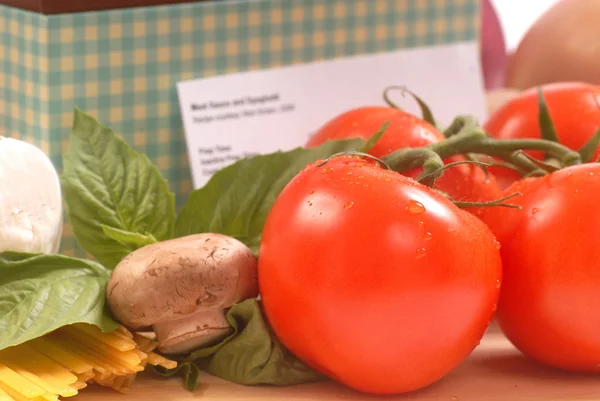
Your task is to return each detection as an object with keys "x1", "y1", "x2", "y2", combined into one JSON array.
[
  {"x1": 482, "y1": 0, "x2": 599, "y2": 113},
  {"x1": 491, "y1": 0, "x2": 561, "y2": 54}
]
